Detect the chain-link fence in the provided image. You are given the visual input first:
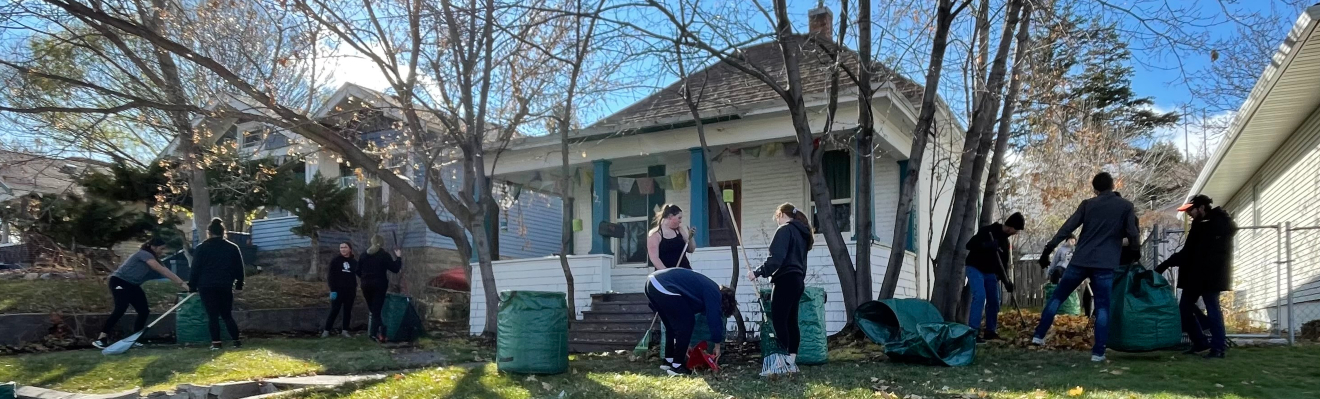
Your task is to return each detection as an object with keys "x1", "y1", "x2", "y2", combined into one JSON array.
[{"x1": 1149, "y1": 222, "x2": 1320, "y2": 344}]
